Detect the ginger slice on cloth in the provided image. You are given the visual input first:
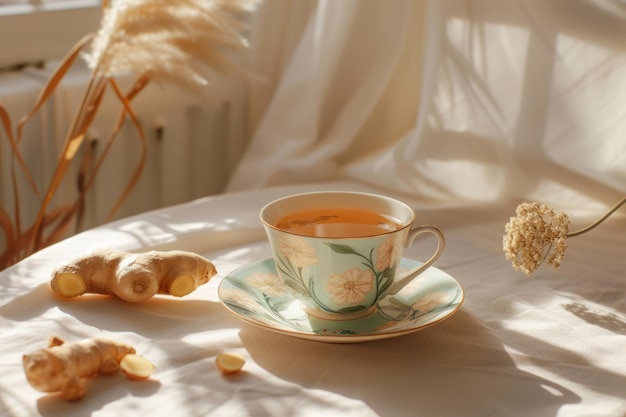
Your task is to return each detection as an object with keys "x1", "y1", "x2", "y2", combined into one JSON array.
[{"x1": 216, "y1": 352, "x2": 246, "y2": 375}]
